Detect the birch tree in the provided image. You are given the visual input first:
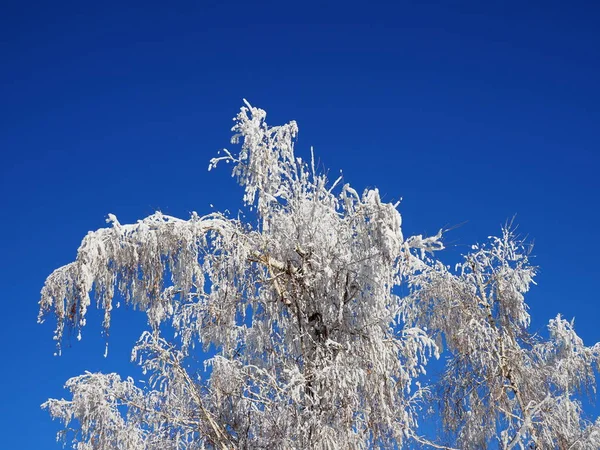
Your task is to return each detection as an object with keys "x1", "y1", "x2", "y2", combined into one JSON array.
[
  {"x1": 405, "y1": 229, "x2": 600, "y2": 449},
  {"x1": 39, "y1": 102, "x2": 600, "y2": 449}
]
